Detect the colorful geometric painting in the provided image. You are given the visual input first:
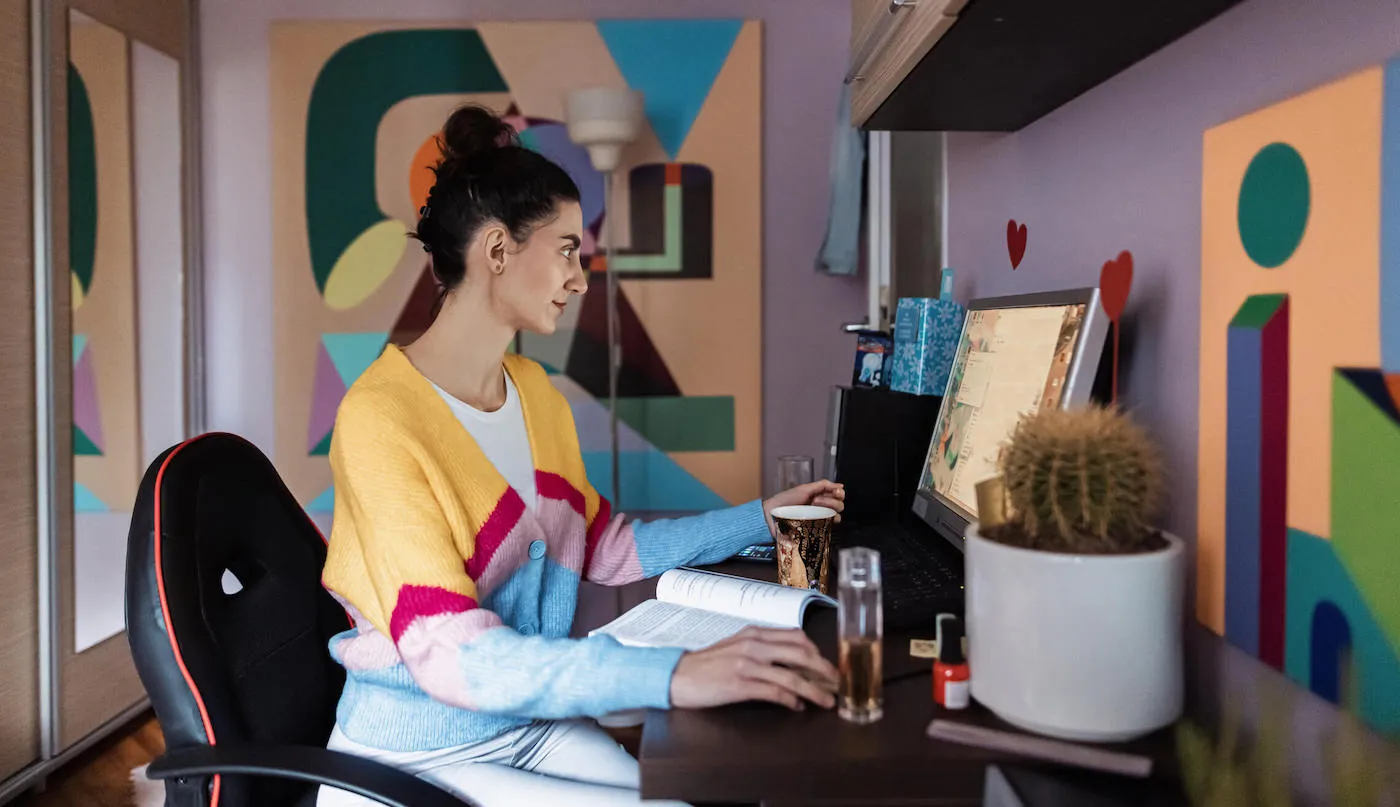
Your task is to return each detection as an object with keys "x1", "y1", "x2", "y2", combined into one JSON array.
[
  {"x1": 270, "y1": 20, "x2": 762, "y2": 514},
  {"x1": 68, "y1": 13, "x2": 143, "y2": 652},
  {"x1": 68, "y1": 17, "x2": 142, "y2": 517},
  {"x1": 1199, "y1": 60, "x2": 1400, "y2": 736}
]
